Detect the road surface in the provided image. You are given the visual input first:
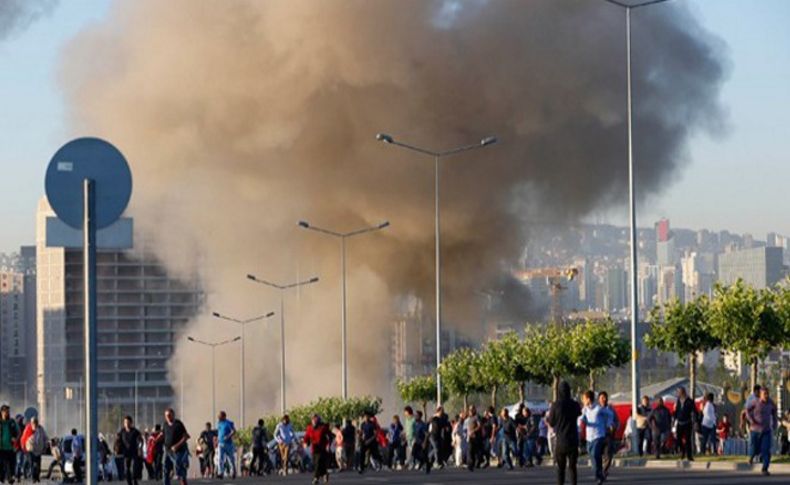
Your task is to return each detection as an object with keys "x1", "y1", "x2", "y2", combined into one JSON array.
[{"x1": 179, "y1": 465, "x2": 787, "y2": 484}]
